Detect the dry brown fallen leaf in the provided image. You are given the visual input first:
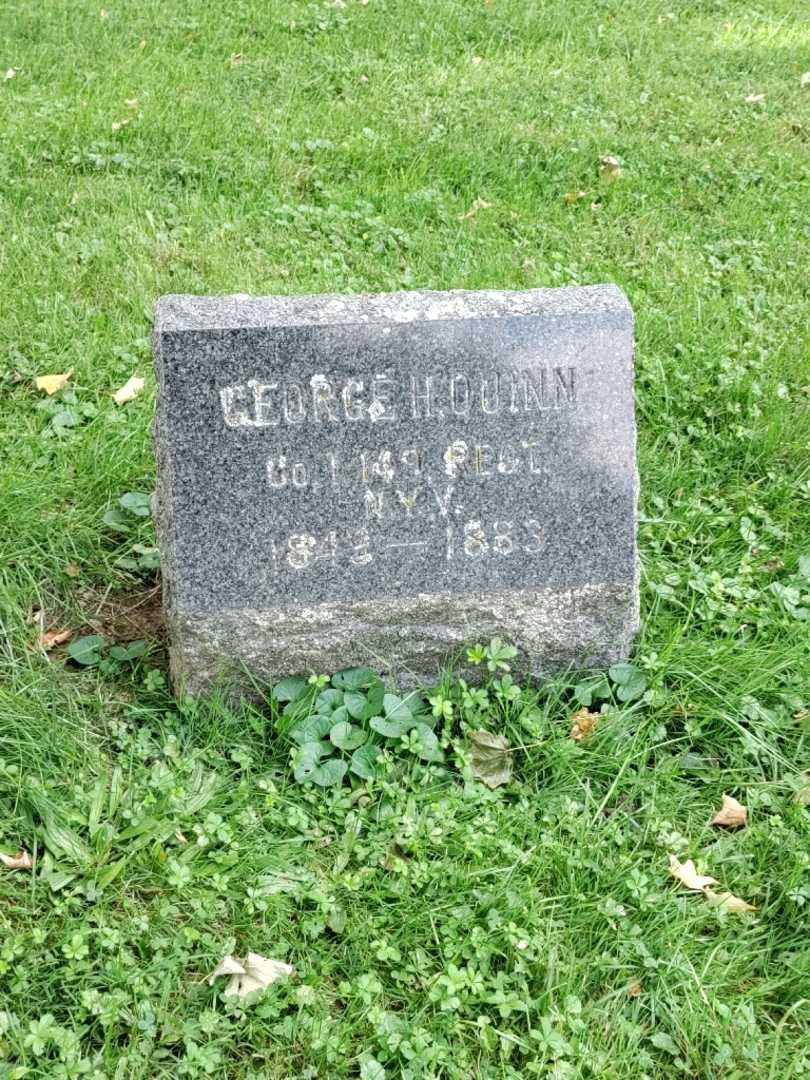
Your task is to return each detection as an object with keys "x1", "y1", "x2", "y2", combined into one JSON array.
[
  {"x1": 112, "y1": 375, "x2": 145, "y2": 405},
  {"x1": 125, "y1": 97, "x2": 139, "y2": 108},
  {"x1": 710, "y1": 794, "x2": 747, "y2": 828},
  {"x1": 458, "y1": 198, "x2": 493, "y2": 221},
  {"x1": 38, "y1": 628, "x2": 73, "y2": 651},
  {"x1": 5, "y1": 68, "x2": 17, "y2": 81},
  {"x1": 35, "y1": 371, "x2": 72, "y2": 395},
  {"x1": 802, "y1": 72, "x2": 810, "y2": 88},
  {"x1": 1, "y1": 849, "x2": 33, "y2": 870},
  {"x1": 599, "y1": 155, "x2": 622, "y2": 181},
  {"x1": 64, "y1": 562, "x2": 81, "y2": 578},
  {"x1": 564, "y1": 190, "x2": 587, "y2": 204},
  {"x1": 704, "y1": 889, "x2": 756, "y2": 914},
  {"x1": 627, "y1": 978, "x2": 643, "y2": 998},
  {"x1": 668, "y1": 854, "x2": 718, "y2": 891},
  {"x1": 111, "y1": 118, "x2": 131, "y2": 132},
  {"x1": 208, "y1": 953, "x2": 293, "y2": 998},
  {"x1": 570, "y1": 707, "x2": 599, "y2": 741},
  {"x1": 745, "y1": 93, "x2": 765, "y2": 104},
  {"x1": 469, "y1": 729, "x2": 512, "y2": 789}
]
